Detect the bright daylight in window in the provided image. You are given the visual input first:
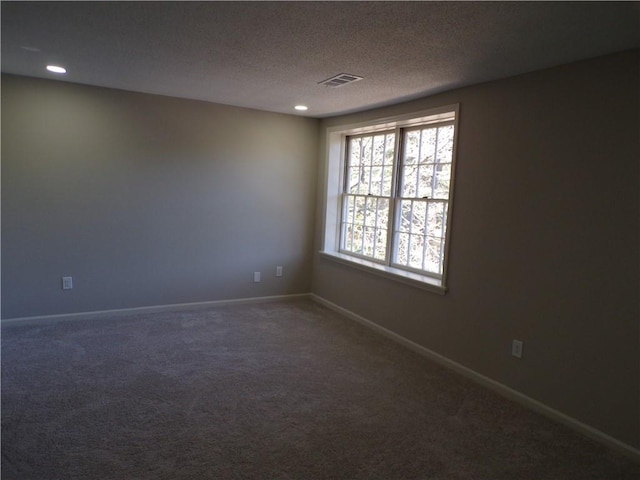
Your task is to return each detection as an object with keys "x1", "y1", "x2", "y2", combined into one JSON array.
[{"x1": 321, "y1": 106, "x2": 459, "y2": 293}]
